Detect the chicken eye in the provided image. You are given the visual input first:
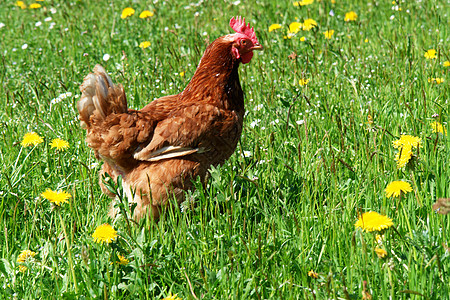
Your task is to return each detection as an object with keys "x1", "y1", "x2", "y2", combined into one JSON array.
[{"x1": 241, "y1": 40, "x2": 247, "y2": 46}]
